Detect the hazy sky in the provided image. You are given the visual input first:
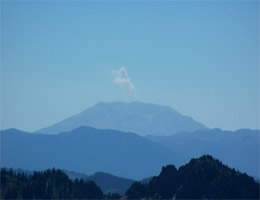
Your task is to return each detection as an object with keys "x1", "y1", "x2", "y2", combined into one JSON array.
[{"x1": 1, "y1": 1, "x2": 259, "y2": 132}]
